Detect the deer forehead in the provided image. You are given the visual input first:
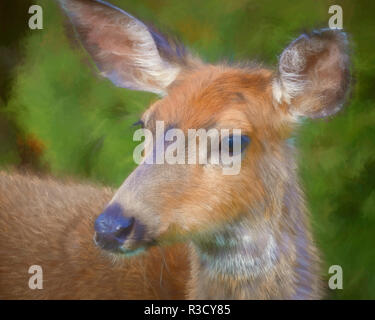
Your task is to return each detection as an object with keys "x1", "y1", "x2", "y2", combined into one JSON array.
[{"x1": 142, "y1": 66, "x2": 280, "y2": 133}]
